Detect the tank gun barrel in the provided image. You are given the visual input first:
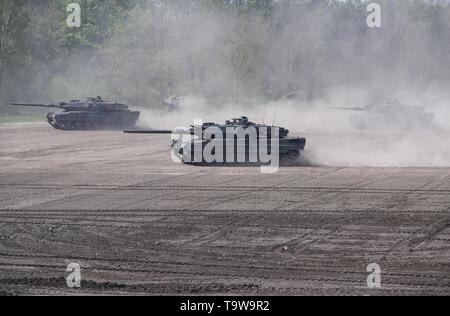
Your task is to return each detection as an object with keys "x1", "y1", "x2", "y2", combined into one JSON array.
[
  {"x1": 124, "y1": 128, "x2": 192, "y2": 135},
  {"x1": 332, "y1": 107, "x2": 366, "y2": 111},
  {"x1": 124, "y1": 130, "x2": 173, "y2": 134},
  {"x1": 10, "y1": 103, "x2": 61, "y2": 109}
]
